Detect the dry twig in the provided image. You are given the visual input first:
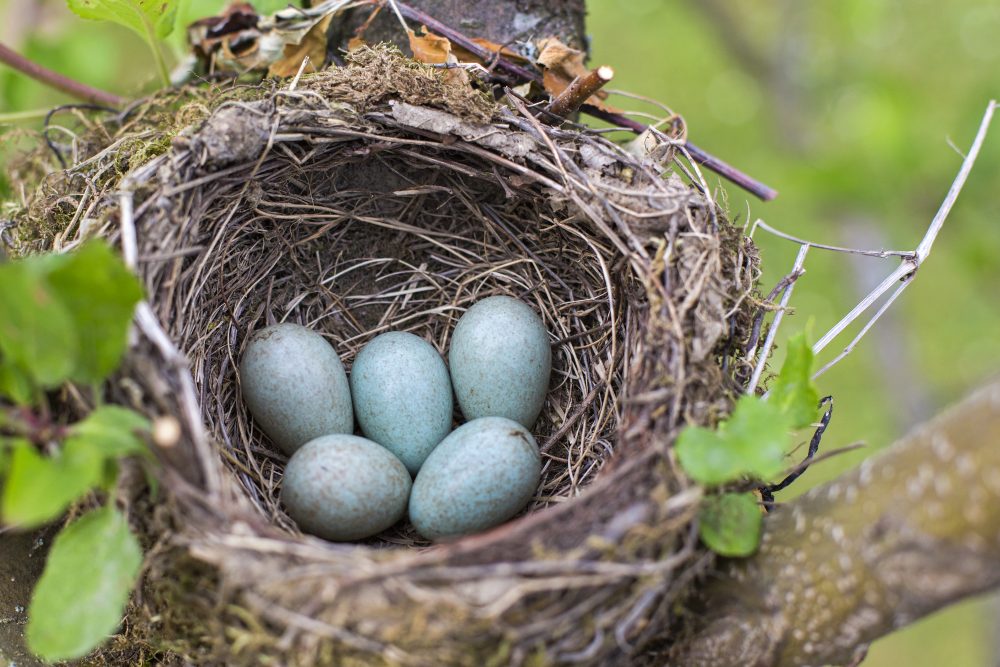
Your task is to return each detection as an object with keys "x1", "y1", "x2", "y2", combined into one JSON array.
[
  {"x1": 547, "y1": 66, "x2": 615, "y2": 119},
  {"x1": 751, "y1": 100, "x2": 997, "y2": 379},
  {"x1": 0, "y1": 41, "x2": 124, "y2": 107}
]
